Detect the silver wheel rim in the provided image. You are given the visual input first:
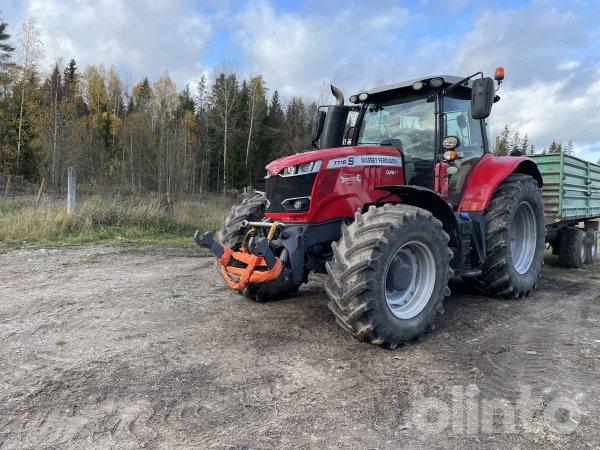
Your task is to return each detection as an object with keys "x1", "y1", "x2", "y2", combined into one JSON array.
[
  {"x1": 510, "y1": 201, "x2": 537, "y2": 274},
  {"x1": 592, "y1": 244, "x2": 597, "y2": 261},
  {"x1": 385, "y1": 240, "x2": 436, "y2": 319}
]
